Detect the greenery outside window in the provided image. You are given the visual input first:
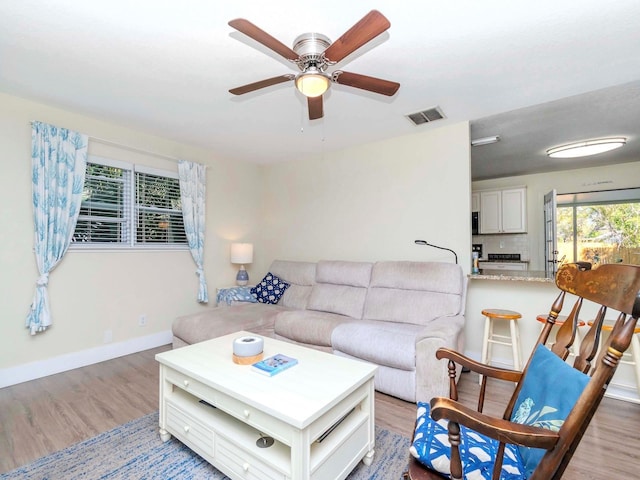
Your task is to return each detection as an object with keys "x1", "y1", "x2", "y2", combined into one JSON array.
[
  {"x1": 71, "y1": 156, "x2": 187, "y2": 249},
  {"x1": 557, "y1": 188, "x2": 640, "y2": 266}
]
